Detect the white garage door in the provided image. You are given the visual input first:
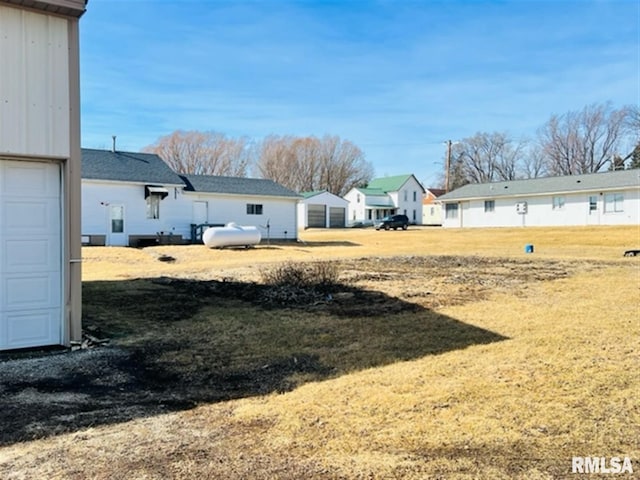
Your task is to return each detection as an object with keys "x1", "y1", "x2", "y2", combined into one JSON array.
[{"x1": 0, "y1": 160, "x2": 62, "y2": 350}]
